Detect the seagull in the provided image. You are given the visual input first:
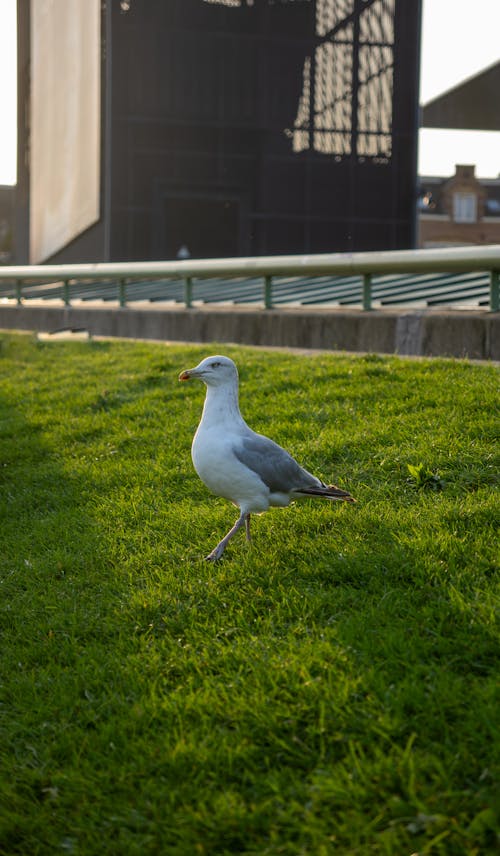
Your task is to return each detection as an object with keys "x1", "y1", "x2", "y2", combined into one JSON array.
[{"x1": 179, "y1": 355, "x2": 355, "y2": 561}]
